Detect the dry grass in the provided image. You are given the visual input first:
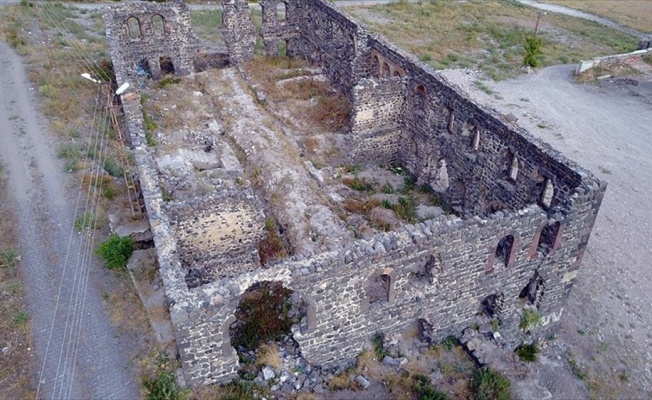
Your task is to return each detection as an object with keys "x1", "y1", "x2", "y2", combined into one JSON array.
[
  {"x1": 104, "y1": 271, "x2": 152, "y2": 334},
  {"x1": 245, "y1": 56, "x2": 352, "y2": 131},
  {"x1": 255, "y1": 343, "x2": 283, "y2": 370},
  {"x1": 347, "y1": 0, "x2": 638, "y2": 80},
  {"x1": 541, "y1": 0, "x2": 652, "y2": 33},
  {"x1": 575, "y1": 61, "x2": 640, "y2": 83},
  {"x1": 0, "y1": 166, "x2": 35, "y2": 399}
]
